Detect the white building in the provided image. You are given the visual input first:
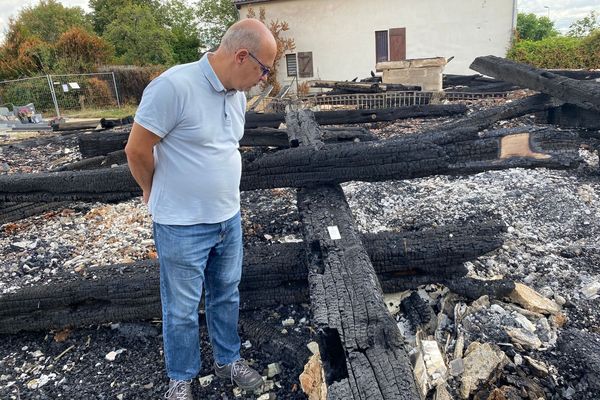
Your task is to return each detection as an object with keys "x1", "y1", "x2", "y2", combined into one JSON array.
[{"x1": 234, "y1": 0, "x2": 517, "y2": 89}]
